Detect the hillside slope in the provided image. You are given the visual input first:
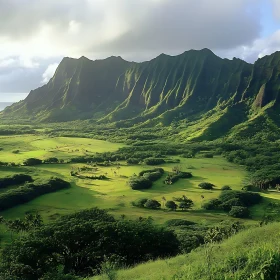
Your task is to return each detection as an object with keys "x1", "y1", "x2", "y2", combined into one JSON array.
[
  {"x1": 93, "y1": 223, "x2": 280, "y2": 280},
  {"x1": 3, "y1": 50, "x2": 280, "y2": 140}
]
